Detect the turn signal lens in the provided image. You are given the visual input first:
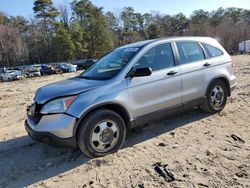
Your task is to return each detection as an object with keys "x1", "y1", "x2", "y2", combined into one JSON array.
[{"x1": 64, "y1": 96, "x2": 77, "y2": 109}]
